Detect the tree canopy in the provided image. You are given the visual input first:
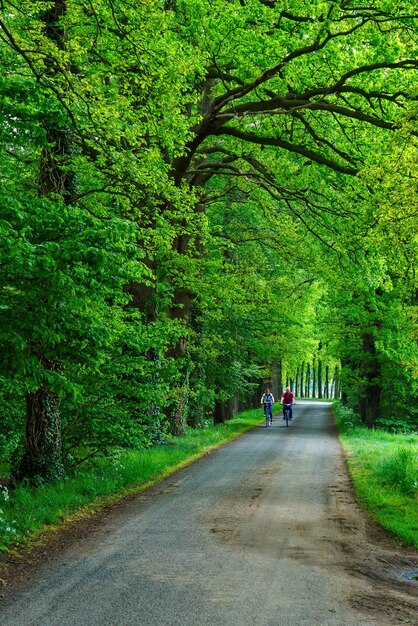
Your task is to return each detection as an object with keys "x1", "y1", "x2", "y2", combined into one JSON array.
[{"x1": 0, "y1": 0, "x2": 417, "y2": 481}]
